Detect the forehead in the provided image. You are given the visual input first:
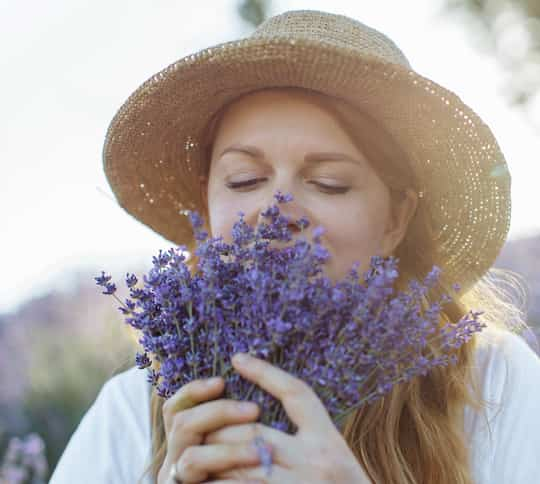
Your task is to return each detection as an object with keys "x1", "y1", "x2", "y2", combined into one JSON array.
[
  {"x1": 211, "y1": 89, "x2": 358, "y2": 148},
  {"x1": 206, "y1": 87, "x2": 374, "y2": 172}
]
